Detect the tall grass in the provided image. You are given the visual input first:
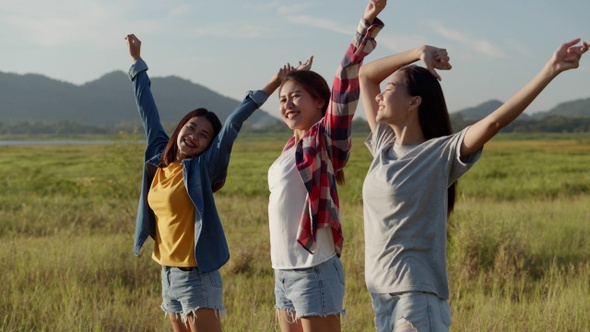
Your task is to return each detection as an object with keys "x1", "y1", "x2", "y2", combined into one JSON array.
[{"x1": 1, "y1": 133, "x2": 589, "y2": 331}]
